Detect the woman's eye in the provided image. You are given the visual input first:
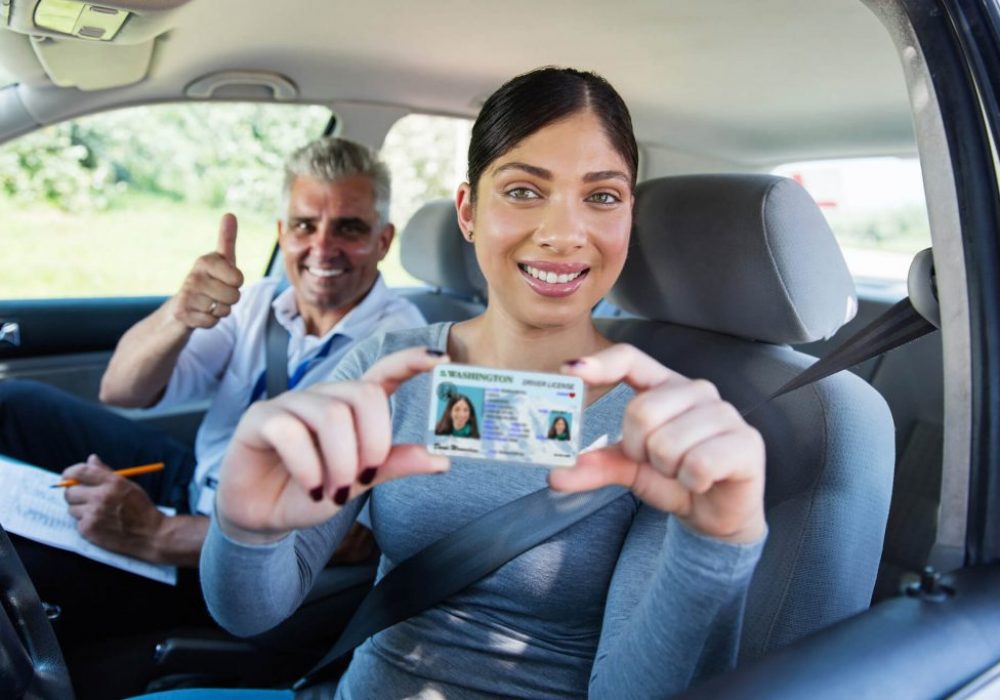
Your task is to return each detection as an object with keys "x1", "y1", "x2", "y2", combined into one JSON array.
[
  {"x1": 506, "y1": 187, "x2": 539, "y2": 200},
  {"x1": 587, "y1": 192, "x2": 621, "y2": 205}
]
